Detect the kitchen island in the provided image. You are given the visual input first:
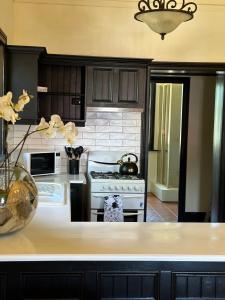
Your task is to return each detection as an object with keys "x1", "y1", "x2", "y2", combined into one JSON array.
[{"x1": 1, "y1": 206, "x2": 225, "y2": 299}]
